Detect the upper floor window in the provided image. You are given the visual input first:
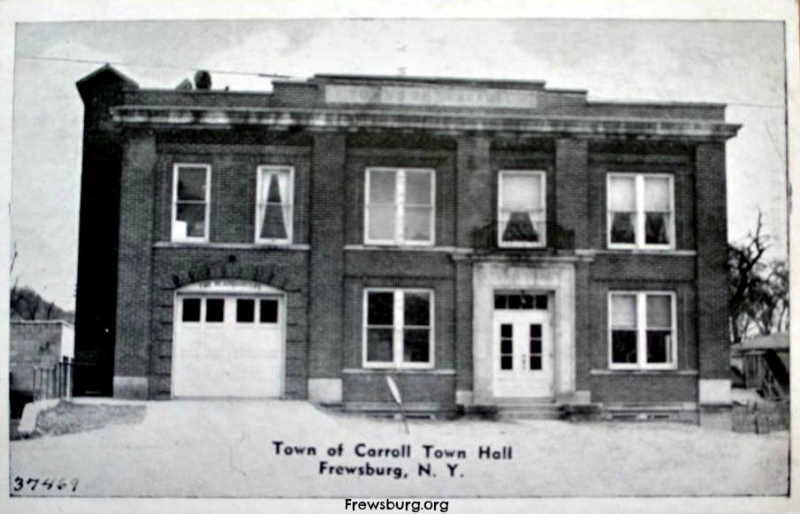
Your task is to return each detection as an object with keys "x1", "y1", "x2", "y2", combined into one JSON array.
[
  {"x1": 365, "y1": 167, "x2": 435, "y2": 246},
  {"x1": 498, "y1": 170, "x2": 546, "y2": 248},
  {"x1": 364, "y1": 288, "x2": 434, "y2": 369},
  {"x1": 172, "y1": 164, "x2": 210, "y2": 242},
  {"x1": 607, "y1": 173, "x2": 674, "y2": 249},
  {"x1": 609, "y1": 291, "x2": 677, "y2": 370},
  {"x1": 256, "y1": 166, "x2": 294, "y2": 244}
]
